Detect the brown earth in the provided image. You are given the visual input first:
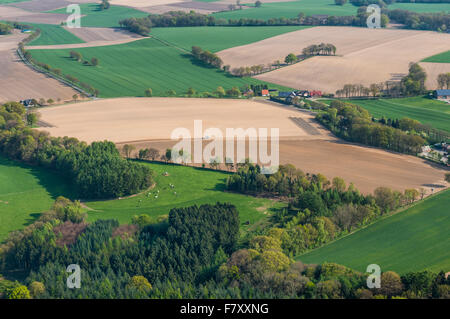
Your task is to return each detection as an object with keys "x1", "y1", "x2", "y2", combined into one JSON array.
[
  {"x1": 38, "y1": 97, "x2": 449, "y2": 194},
  {"x1": 0, "y1": 31, "x2": 77, "y2": 103},
  {"x1": 0, "y1": 5, "x2": 69, "y2": 24},
  {"x1": 217, "y1": 26, "x2": 450, "y2": 94}
]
